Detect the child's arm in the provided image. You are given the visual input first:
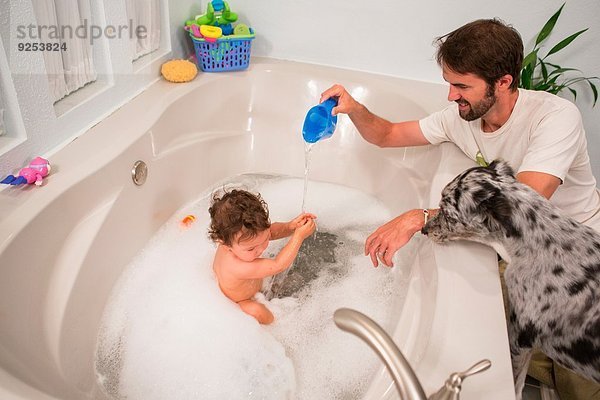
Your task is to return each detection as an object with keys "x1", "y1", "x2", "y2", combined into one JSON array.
[
  {"x1": 270, "y1": 212, "x2": 317, "y2": 240},
  {"x1": 231, "y1": 216, "x2": 316, "y2": 279}
]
